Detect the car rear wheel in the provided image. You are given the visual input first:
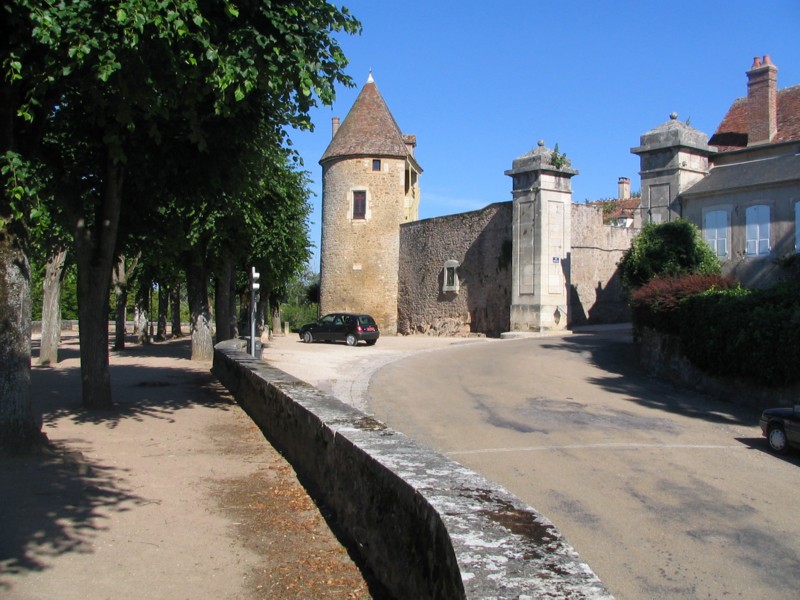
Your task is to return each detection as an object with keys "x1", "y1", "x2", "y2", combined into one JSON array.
[
  {"x1": 767, "y1": 423, "x2": 790, "y2": 454},
  {"x1": 365, "y1": 339, "x2": 377, "y2": 346},
  {"x1": 345, "y1": 333, "x2": 357, "y2": 346},
  {"x1": 302, "y1": 331, "x2": 313, "y2": 344}
]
